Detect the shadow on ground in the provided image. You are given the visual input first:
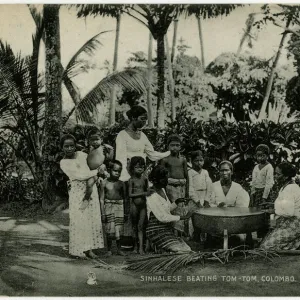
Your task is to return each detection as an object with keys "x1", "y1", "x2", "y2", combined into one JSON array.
[{"x1": 0, "y1": 210, "x2": 300, "y2": 296}]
